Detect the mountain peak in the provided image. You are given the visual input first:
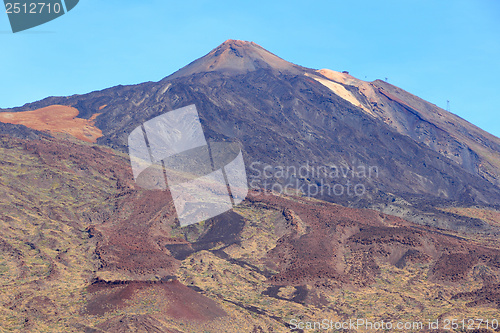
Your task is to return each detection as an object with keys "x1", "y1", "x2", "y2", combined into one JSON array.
[
  {"x1": 166, "y1": 39, "x2": 305, "y2": 79},
  {"x1": 219, "y1": 39, "x2": 257, "y2": 47}
]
